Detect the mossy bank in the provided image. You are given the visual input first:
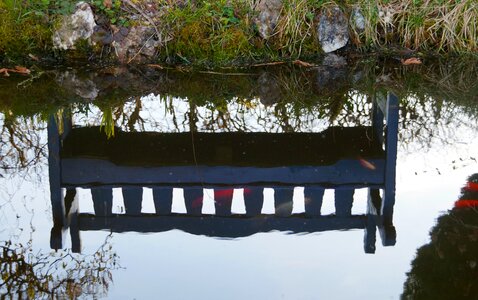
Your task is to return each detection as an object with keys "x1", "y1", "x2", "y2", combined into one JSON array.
[{"x1": 1, "y1": 0, "x2": 478, "y2": 67}]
